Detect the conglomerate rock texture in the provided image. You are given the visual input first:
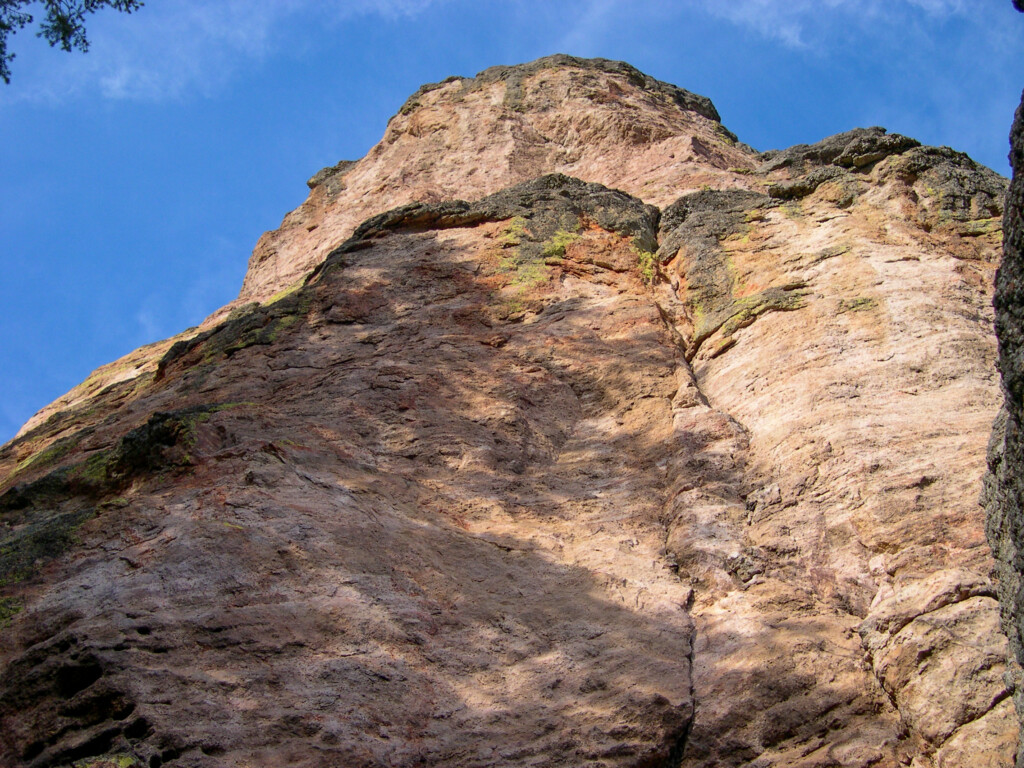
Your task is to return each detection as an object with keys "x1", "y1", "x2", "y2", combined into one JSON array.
[
  {"x1": 985, "y1": 1, "x2": 1024, "y2": 763},
  {"x1": 0, "y1": 56, "x2": 1016, "y2": 767}
]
